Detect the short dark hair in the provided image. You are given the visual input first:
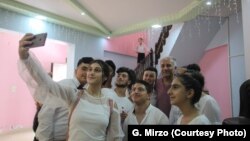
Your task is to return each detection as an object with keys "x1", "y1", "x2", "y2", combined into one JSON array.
[
  {"x1": 128, "y1": 69, "x2": 136, "y2": 89},
  {"x1": 186, "y1": 63, "x2": 201, "y2": 72},
  {"x1": 134, "y1": 80, "x2": 152, "y2": 94},
  {"x1": 116, "y1": 67, "x2": 134, "y2": 81},
  {"x1": 77, "y1": 57, "x2": 94, "y2": 67},
  {"x1": 105, "y1": 60, "x2": 116, "y2": 74},
  {"x1": 143, "y1": 67, "x2": 158, "y2": 76}
]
